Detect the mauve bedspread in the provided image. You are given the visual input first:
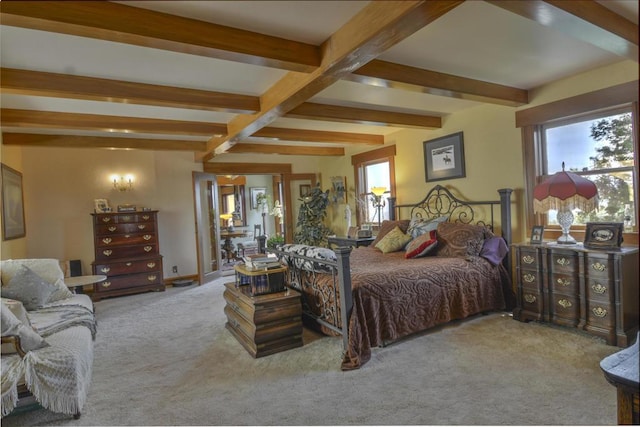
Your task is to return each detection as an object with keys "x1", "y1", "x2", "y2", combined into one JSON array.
[{"x1": 339, "y1": 247, "x2": 512, "y2": 370}]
